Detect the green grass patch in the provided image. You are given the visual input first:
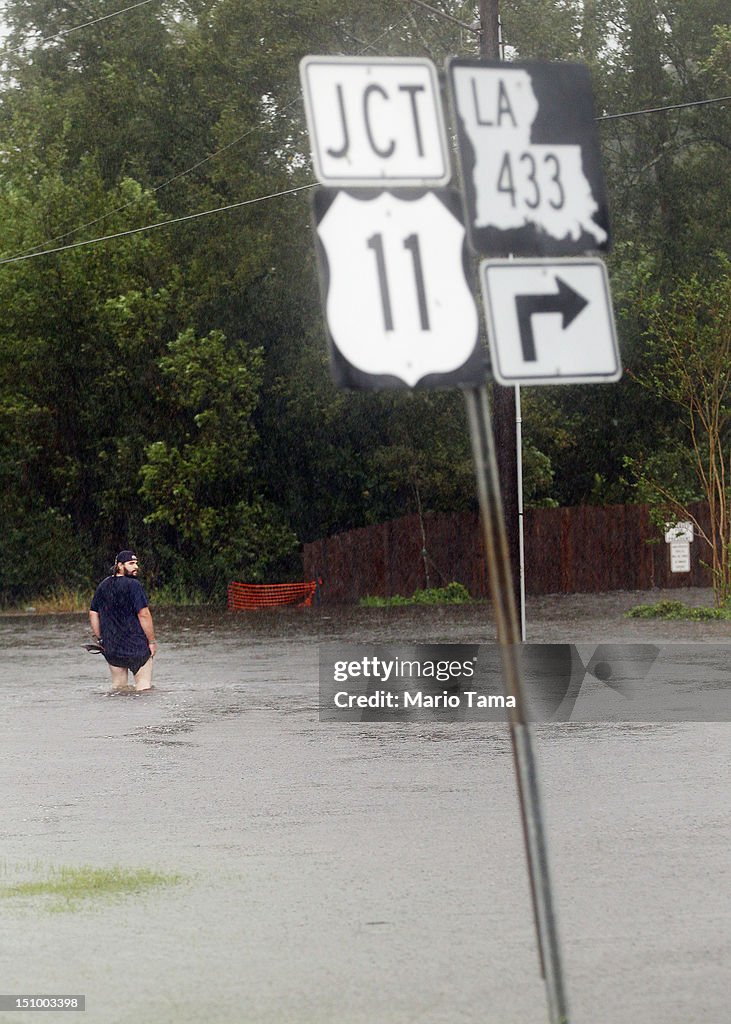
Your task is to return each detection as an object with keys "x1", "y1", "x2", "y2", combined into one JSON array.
[
  {"x1": 0, "y1": 586, "x2": 93, "y2": 615},
  {"x1": 0, "y1": 864, "x2": 184, "y2": 912},
  {"x1": 148, "y1": 582, "x2": 216, "y2": 607},
  {"x1": 0, "y1": 581, "x2": 217, "y2": 615},
  {"x1": 626, "y1": 599, "x2": 730, "y2": 621},
  {"x1": 359, "y1": 582, "x2": 473, "y2": 608}
]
